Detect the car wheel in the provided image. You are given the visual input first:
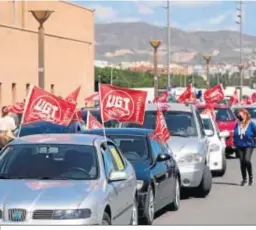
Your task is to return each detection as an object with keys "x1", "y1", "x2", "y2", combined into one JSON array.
[
  {"x1": 102, "y1": 212, "x2": 111, "y2": 225},
  {"x1": 130, "y1": 197, "x2": 138, "y2": 225},
  {"x1": 195, "y1": 166, "x2": 212, "y2": 198},
  {"x1": 140, "y1": 185, "x2": 154, "y2": 225},
  {"x1": 169, "y1": 177, "x2": 180, "y2": 211},
  {"x1": 216, "y1": 154, "x2": 227, "y2": 177}
]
